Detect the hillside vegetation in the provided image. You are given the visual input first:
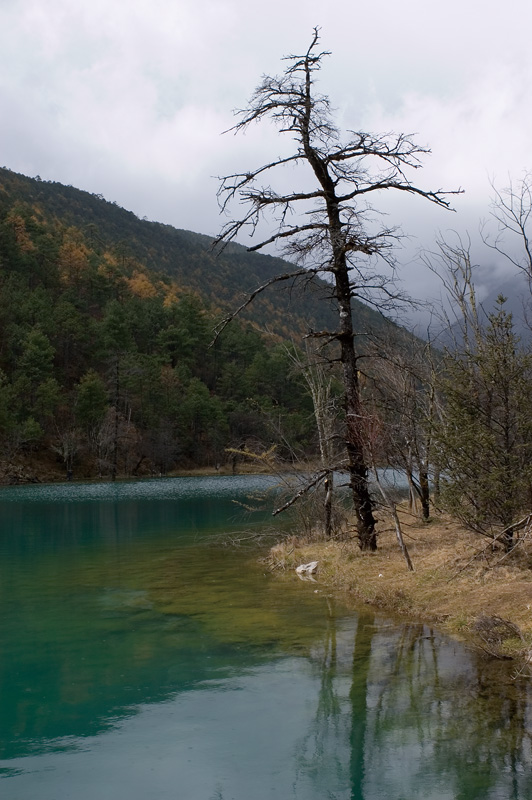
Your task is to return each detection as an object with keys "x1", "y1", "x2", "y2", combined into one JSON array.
[
  {"x1": 0, "y1": 167, "x2": 396, "y2": 342},
  {"x1": 0, "y1": 167, "x2": 420, "y2": 482},
  {"x1": 0, "y1": 168, "x2": 336, "y2": 480}
]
